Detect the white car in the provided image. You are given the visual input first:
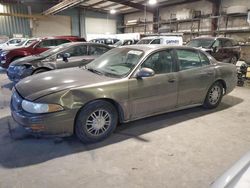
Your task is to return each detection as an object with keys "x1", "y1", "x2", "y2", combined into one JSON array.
[
  {"x1": 0, "y1": 38, "x2": 26, "y2": 49},
  {"x1": 0, "y1": 38, "x2": 37, "y2": 51},
  {"x1": 137, "y1": 36, "x2": 183, "y2": 46}
]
